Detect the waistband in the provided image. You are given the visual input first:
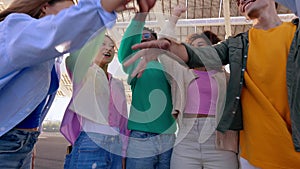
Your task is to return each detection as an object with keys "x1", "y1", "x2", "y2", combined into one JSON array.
[
  {"x1": 15, "y1": 127, "x2": 39, "y2": 132},
  {"x1": 183, "y1": 113, "x2": 215, "y2": 118}
]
